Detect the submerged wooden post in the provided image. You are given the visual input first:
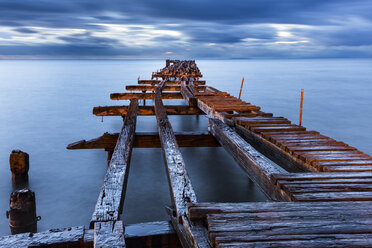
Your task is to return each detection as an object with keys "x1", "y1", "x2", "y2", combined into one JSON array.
[
  {"x1": 299, "y1": 89, "x2": 304, "y2": 126},
  {"x1": 238, "y1": 77, "x2": 244, "y2": 99},
  {"x1": 9, "y1": 150, "x2": 29, "y2": 184},
  {"x1": 6, "y1": 188, "x2": 40, "y2": 234}
]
